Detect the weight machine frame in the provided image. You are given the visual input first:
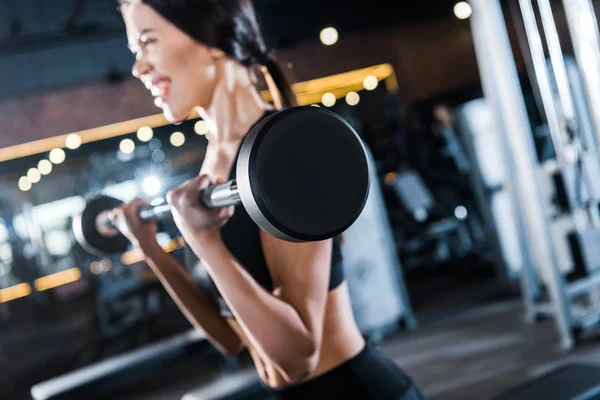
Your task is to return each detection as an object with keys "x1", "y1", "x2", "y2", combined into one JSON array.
[{"x1": 469, "y1": 0, "x2": 600, "y2": 350}]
